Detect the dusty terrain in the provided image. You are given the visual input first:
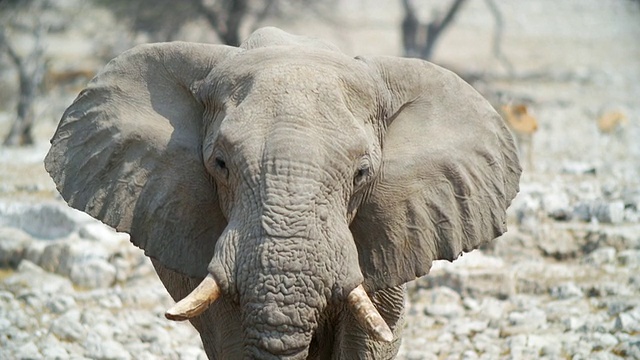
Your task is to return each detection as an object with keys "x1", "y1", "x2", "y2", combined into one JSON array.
[{"x1": 1, "y1": 1, "x2": 639, "y2": 359}]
